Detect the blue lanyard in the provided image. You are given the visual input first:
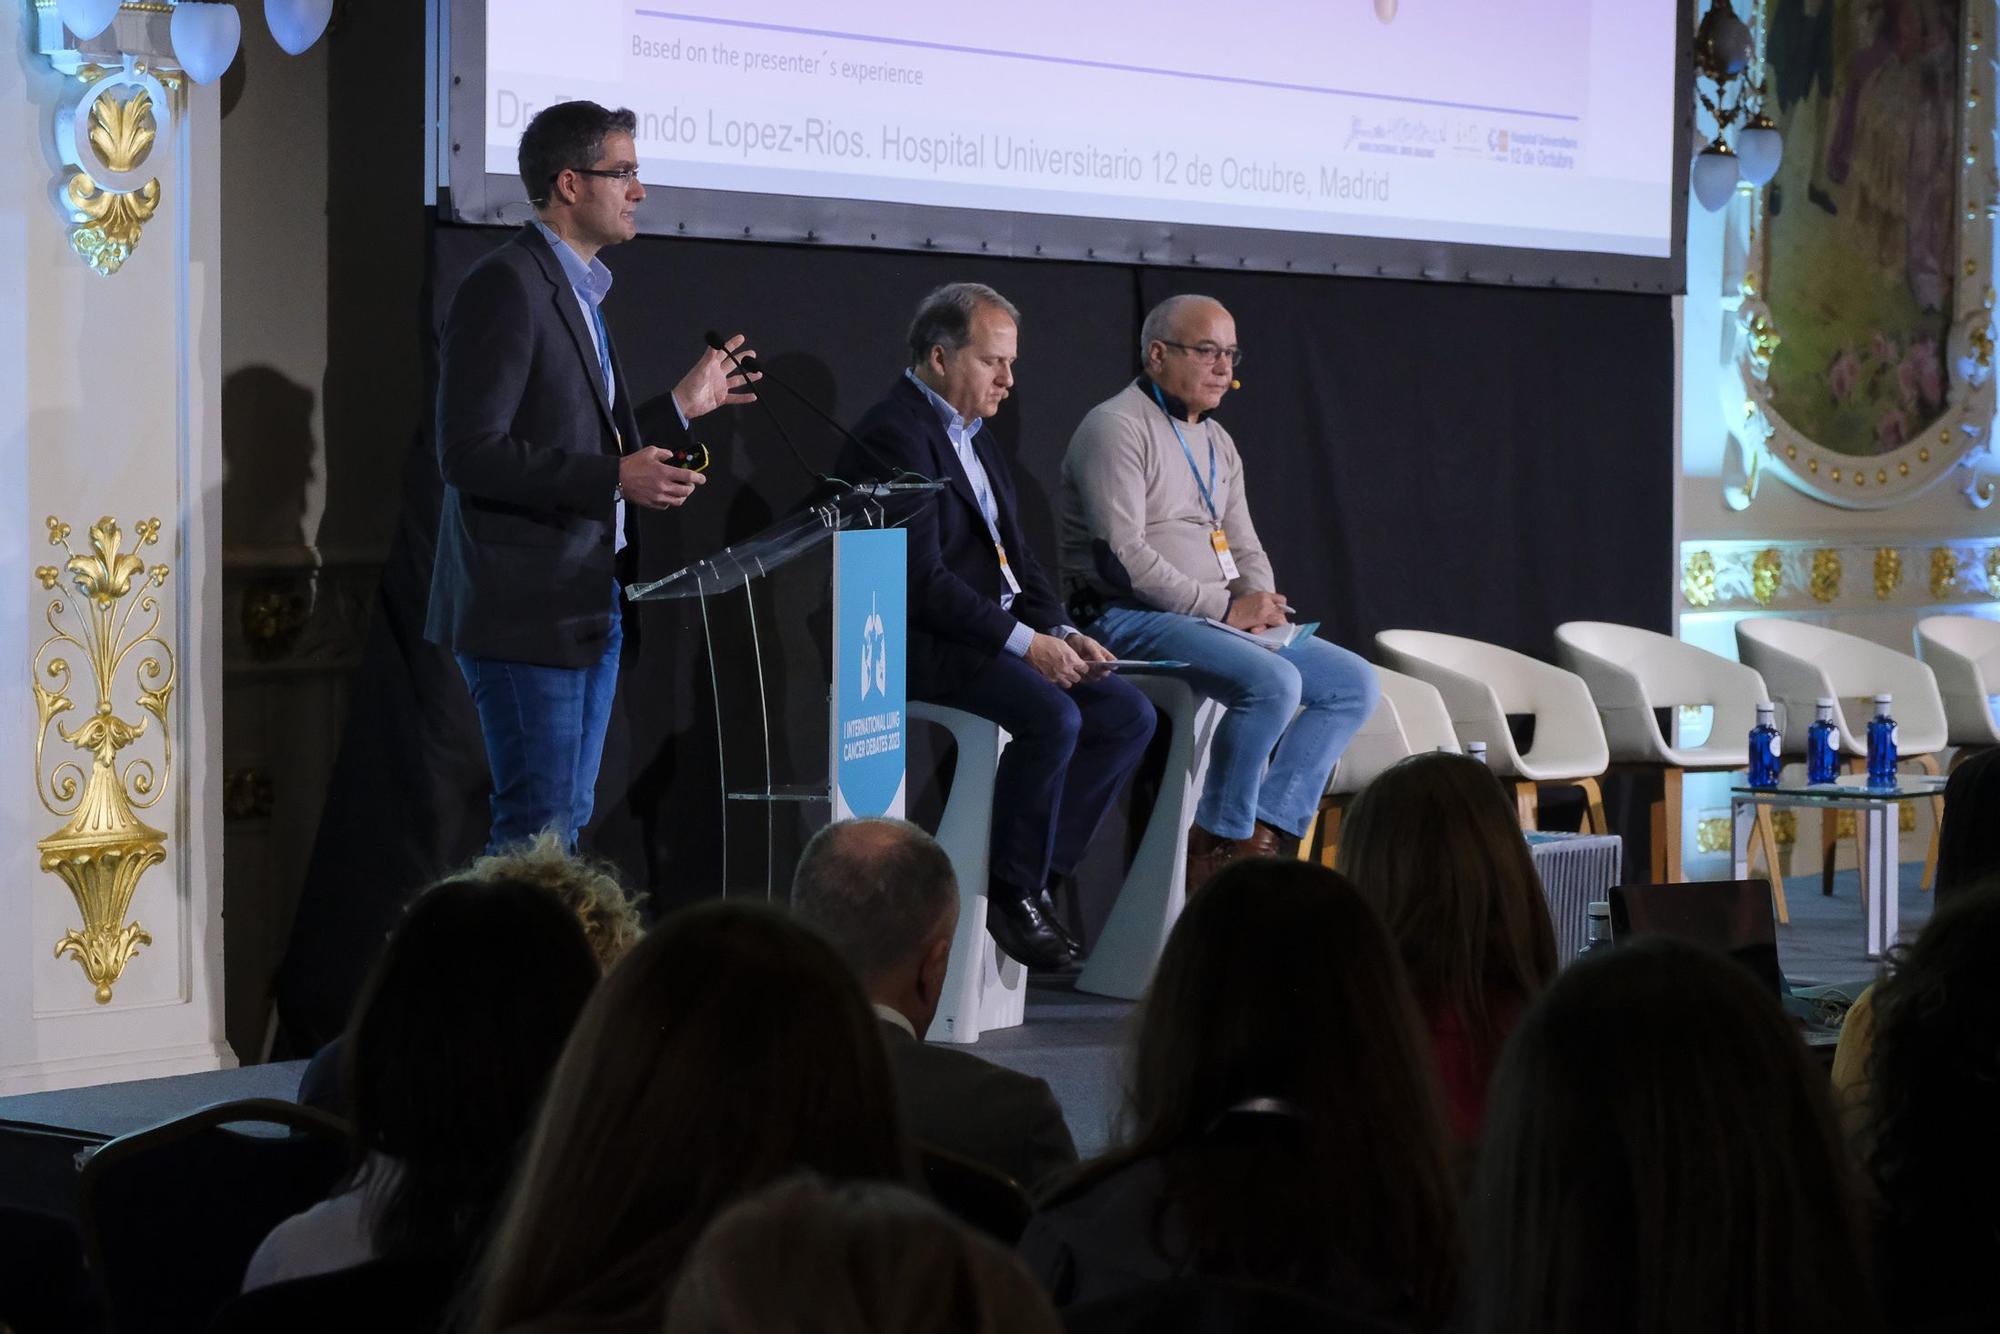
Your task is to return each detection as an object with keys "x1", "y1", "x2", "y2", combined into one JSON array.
[{"x1": 1151, "y1": 383, "x2": 1219, "y2": 526}]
